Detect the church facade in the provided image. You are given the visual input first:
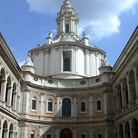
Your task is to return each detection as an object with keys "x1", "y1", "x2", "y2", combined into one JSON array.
[{"x1": 0, "y1": 0, "x2": 138, "y2": 138}]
